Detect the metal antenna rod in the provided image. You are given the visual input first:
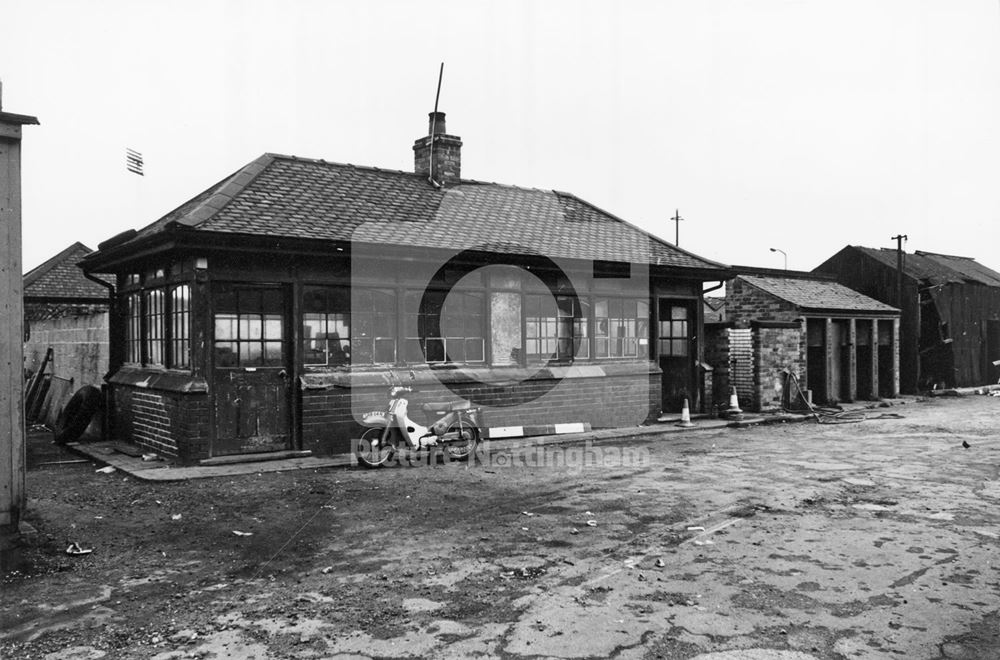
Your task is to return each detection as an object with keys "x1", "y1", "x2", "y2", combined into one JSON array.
[
  {"x1": 428, "y1": 63, "x2": 445, "y2": 187},
  {"x1": 671, "y1": 209, "x2": 684, "y2": 246}
]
